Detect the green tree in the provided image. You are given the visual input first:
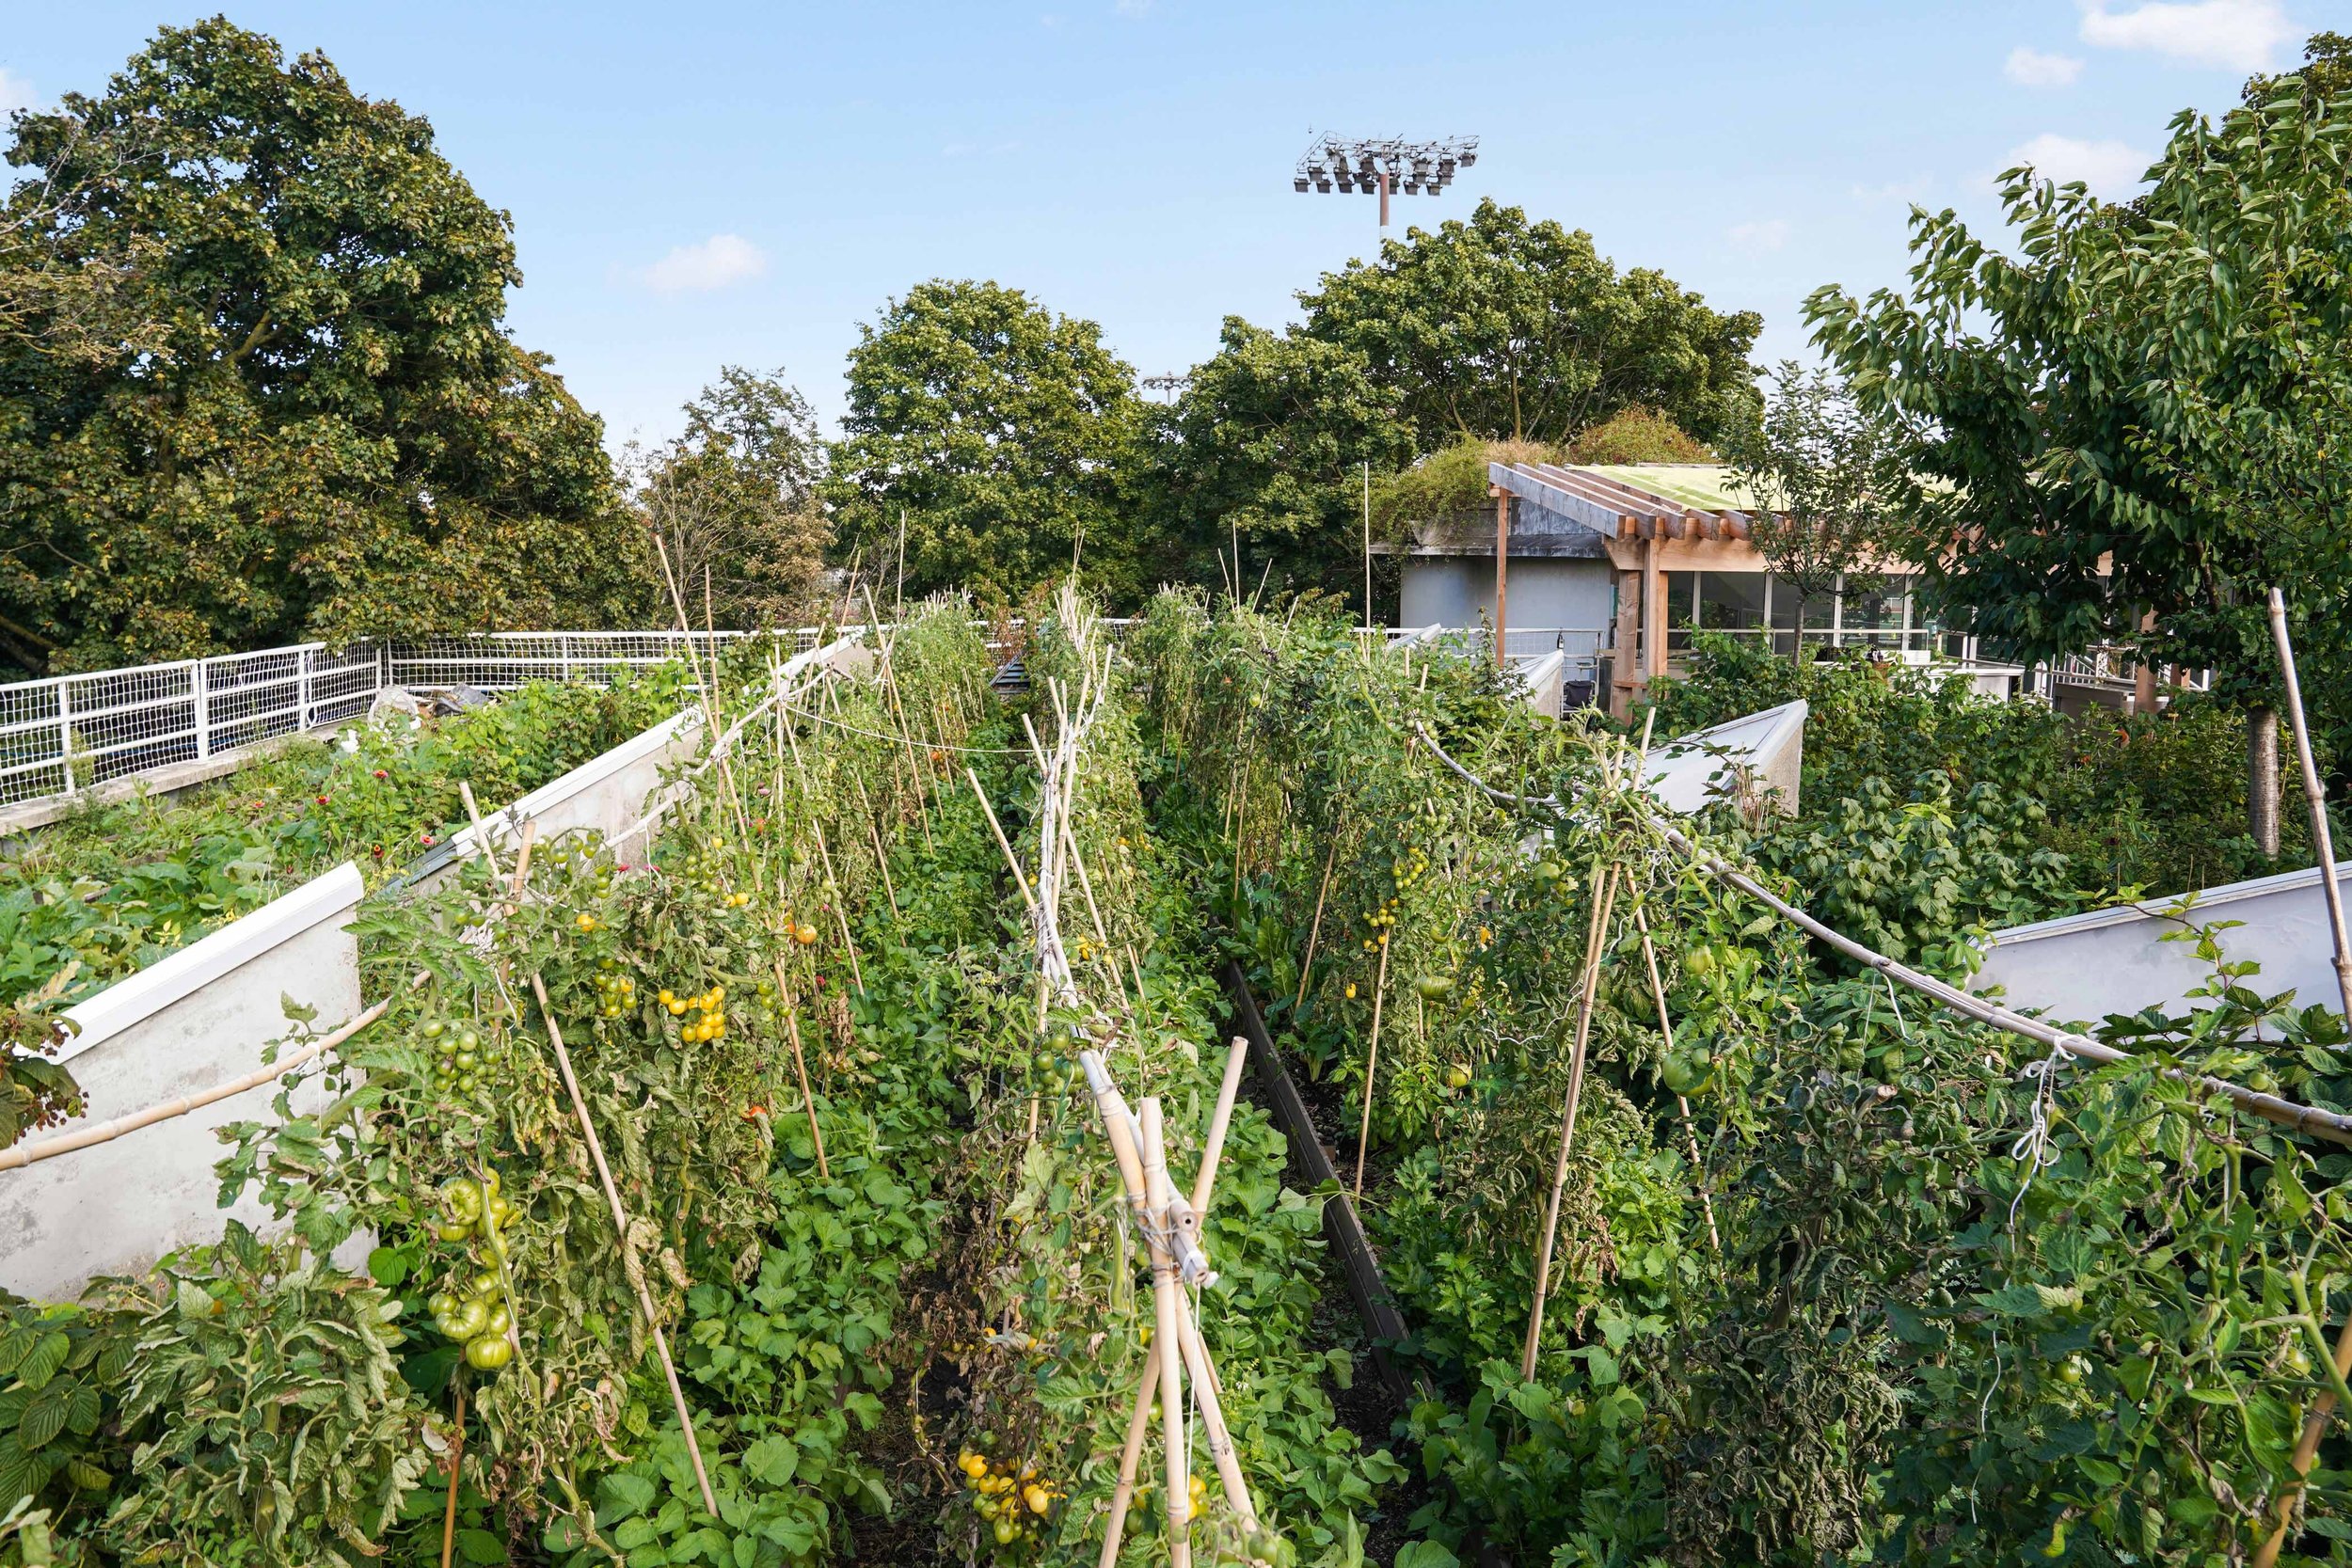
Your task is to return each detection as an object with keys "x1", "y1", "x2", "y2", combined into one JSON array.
[
  {"x1": 1298, "y1": 198, "x2": 1761, "y2": 451},
  {"x1": 1148, "y1": 318, "x2": 1411, "y2": 609},
  {"x1": 0, "y1": 20, "x2": 647, "y2": 677},
  {"x1": 1807, "y1": 42, "x2": 2352, "y2": 846},
  {"x1": 1563, "y1": 404, "x2": 1712, "y2": 464},
  {"x1": 827, "y1": 279, "x2": 1146, "y2": 603},
  {"x1": 1724, "y1": 361, "x2": 1913, "y2": 613},
  {"x1": 633, "y1": 367, "x2": 831, "y2": 628}
]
